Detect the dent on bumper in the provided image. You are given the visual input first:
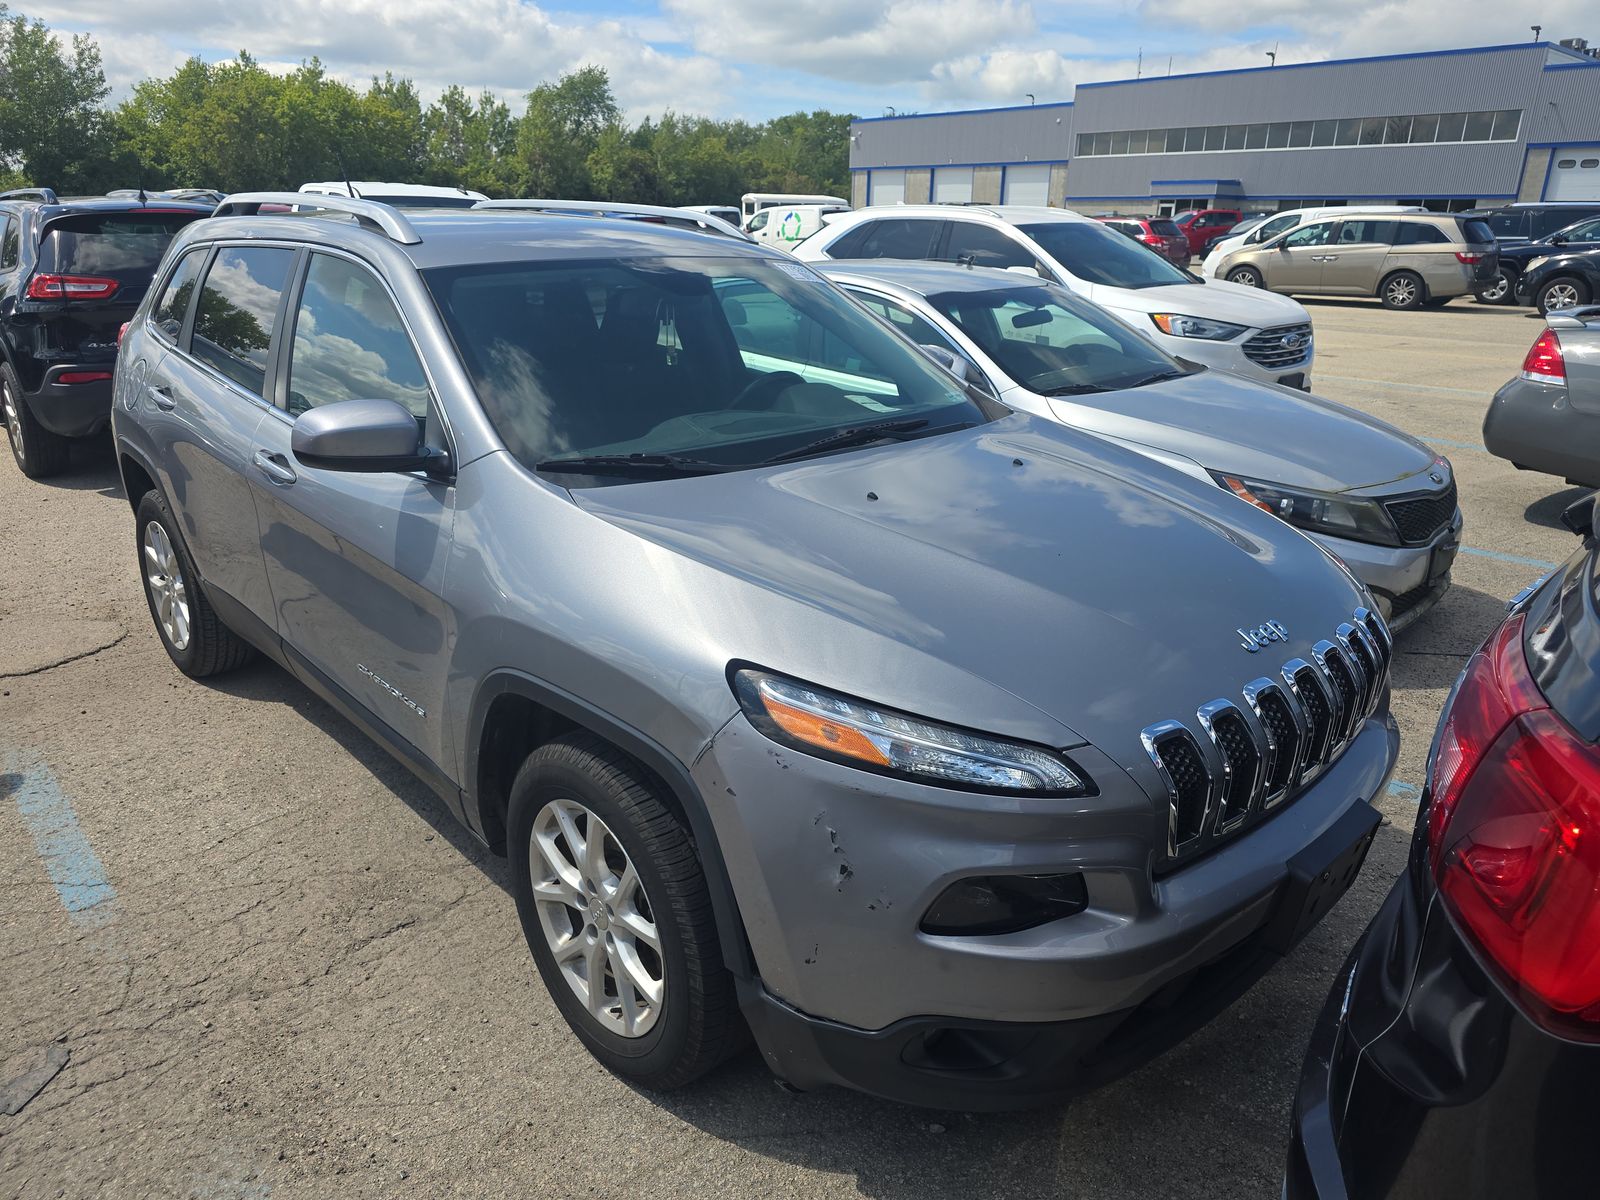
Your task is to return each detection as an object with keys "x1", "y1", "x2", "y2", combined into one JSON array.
[{"x1": 695, "y1": 710, "x2": 1399, "y2": 1034}]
